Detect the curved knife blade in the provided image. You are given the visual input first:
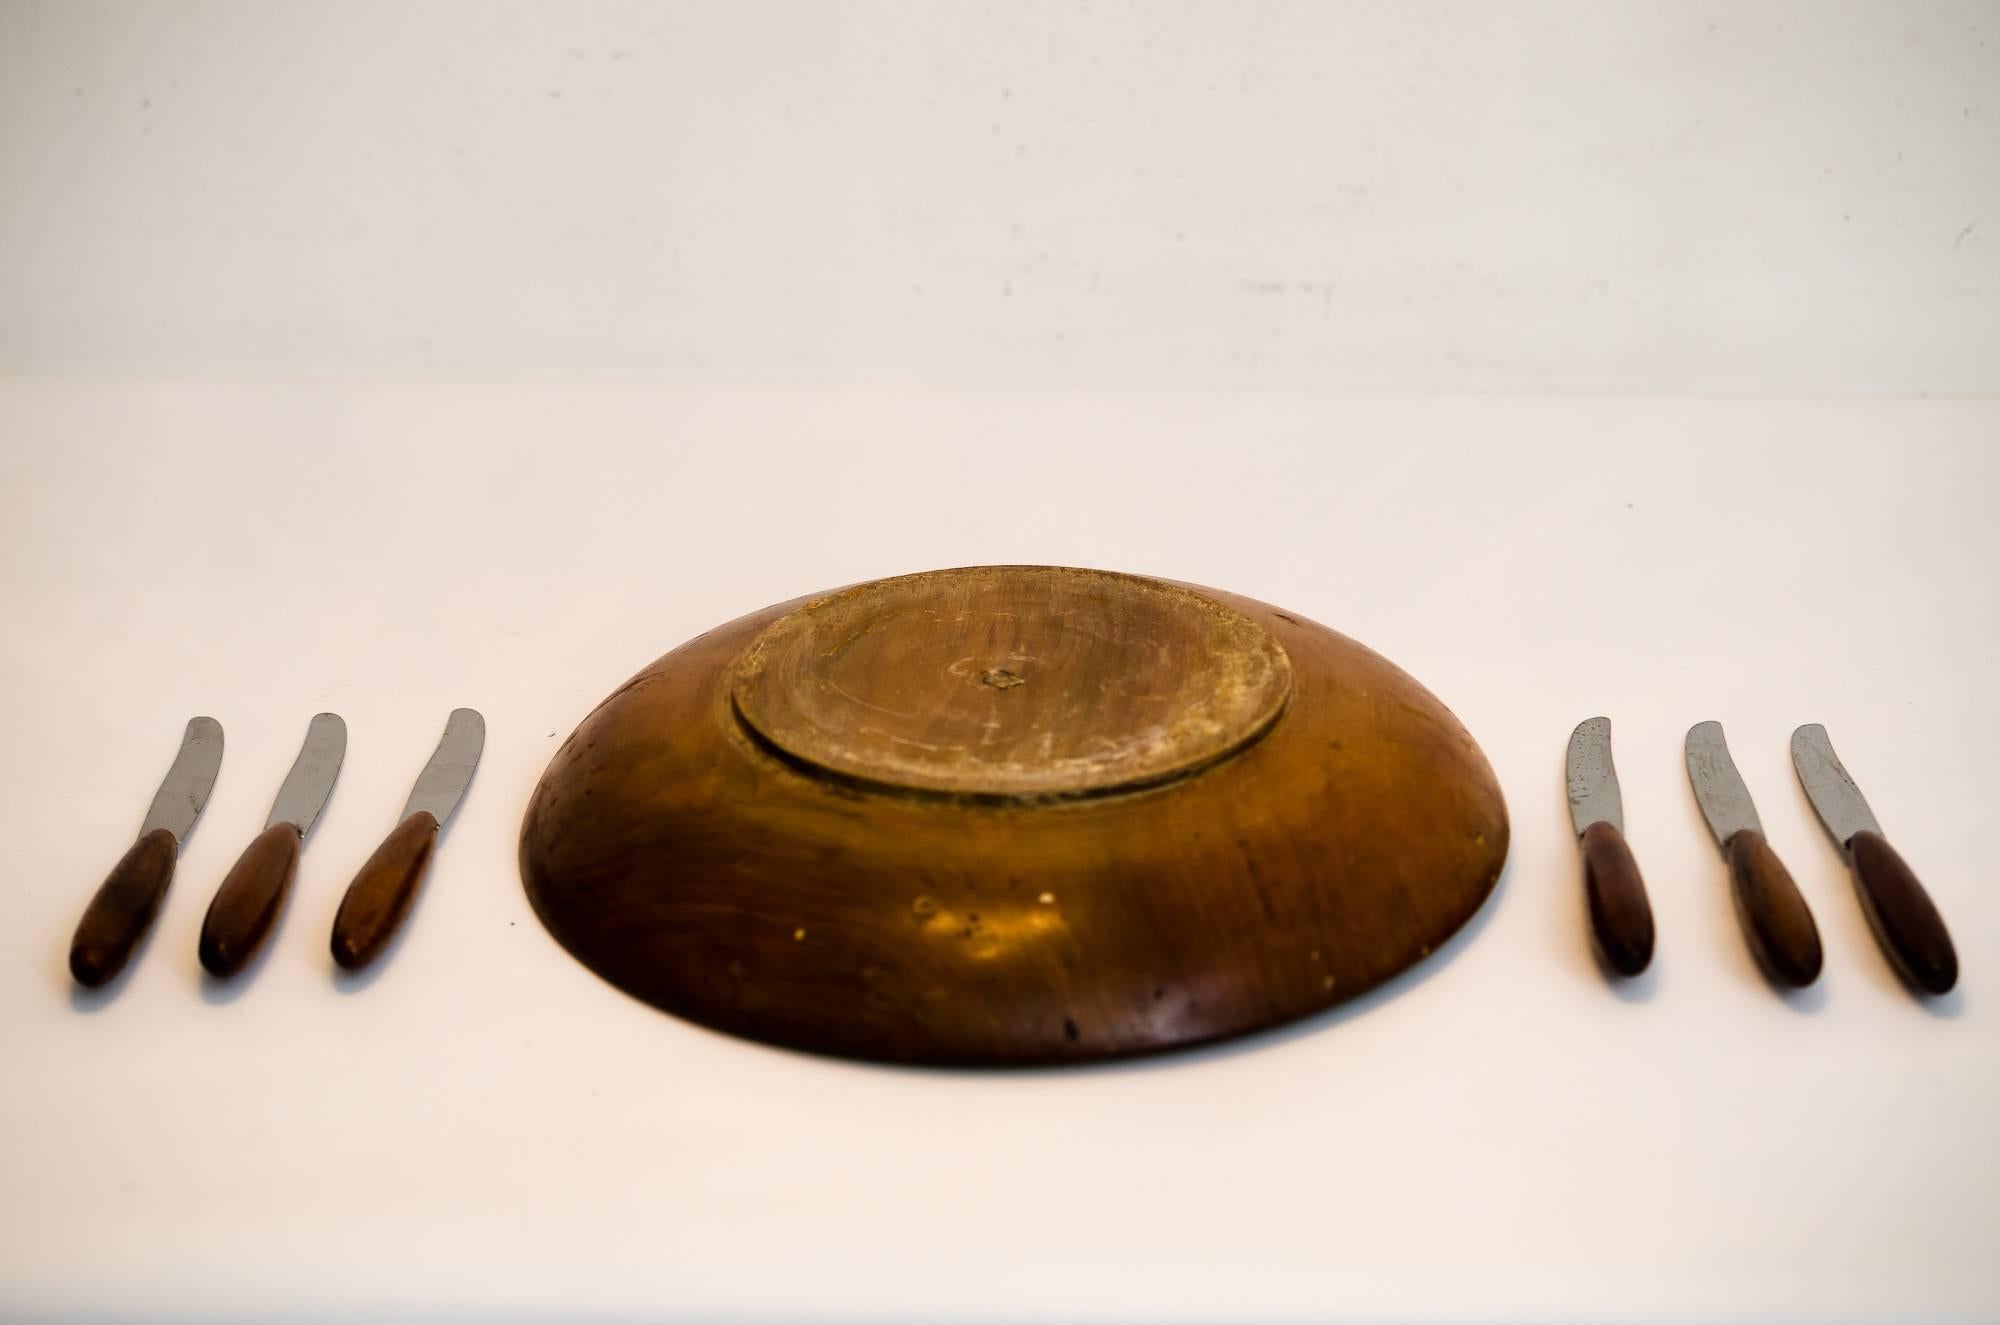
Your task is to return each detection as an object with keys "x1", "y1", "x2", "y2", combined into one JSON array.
[
  {"x1": 267, "y1": 712, "x2": 347, "y2": 836},
  {"x1": 1685, "y1": 720, "x2": 1762, "y2": 851},
  {"x1": 1790, "y1": 723, "x2": 1882, "y2": 854},
  {"x1": 1566, "y1": 716, "x2": 1623, "y2": 836},
  {"x1": 138, "y1": 716, "x2": 225, "y2": 841},
  {"x1": 401, "y1": 707, "x2": 485, "y2": 825}
]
